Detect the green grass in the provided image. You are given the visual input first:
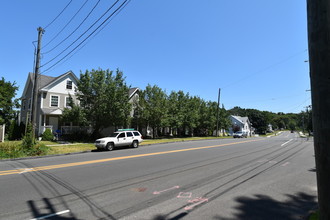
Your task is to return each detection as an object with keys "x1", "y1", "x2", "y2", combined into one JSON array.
[
  {"x1": 0, "y1": 136, "x2": 232, "y2": 159},
  {"x1": 0, "y1": 141, "x2": 25, "y2": 159},
  {"x1": 47, "y1": 143, "x2": 95, "y2": 155},
  {"x1": 140, "y1": 136, "x2": 229, "y2": 145}
]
